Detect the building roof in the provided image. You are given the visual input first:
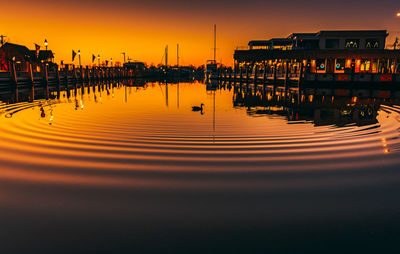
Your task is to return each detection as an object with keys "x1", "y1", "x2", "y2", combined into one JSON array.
[
  {"x1": 29, "y1": 50, "x2": 54, "y2": 60},
  {"x1": 248, "y1": 40, "x2": 270, "y2": 47},
  {"x1": 249, "y1": 38, "x2": 293, "y2": 47},
  {"x1": 289, "y1": 33, "x2": 319, "y2": 40},
  {"x1": 0, "y1": 42, "x2": 30, "y2": 53},
  {"x1": 317, "y1": 30, "x2": 388, "y2": 37},
  {"x1": 235, "y1": 48, "x2": 400, "y2": 62}
]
